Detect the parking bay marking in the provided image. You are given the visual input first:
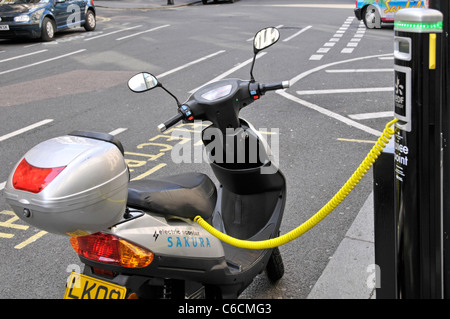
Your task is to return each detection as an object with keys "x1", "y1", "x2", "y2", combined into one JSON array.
[
  {"x1": 0, "y1": 49, "x2": 48, "y2": 64},
  {"x1": 84, "y1": 25, "x2": 142, "y2": 41},
  {"x1": 0, "y1": 119, "x2": 54, "y2": 142},
  {"x1": 0, "y1": 50, "x2": 86, "y2": 76},
  {"x1": 116, "y1": 24, "x2": 170, "y2": 41}
]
